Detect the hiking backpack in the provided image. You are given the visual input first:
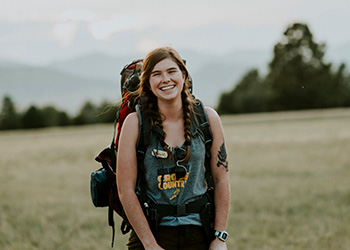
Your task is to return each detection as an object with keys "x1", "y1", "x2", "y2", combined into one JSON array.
[{"x1": 90, "y1": 59, "x2": 214, "y2": 247}]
